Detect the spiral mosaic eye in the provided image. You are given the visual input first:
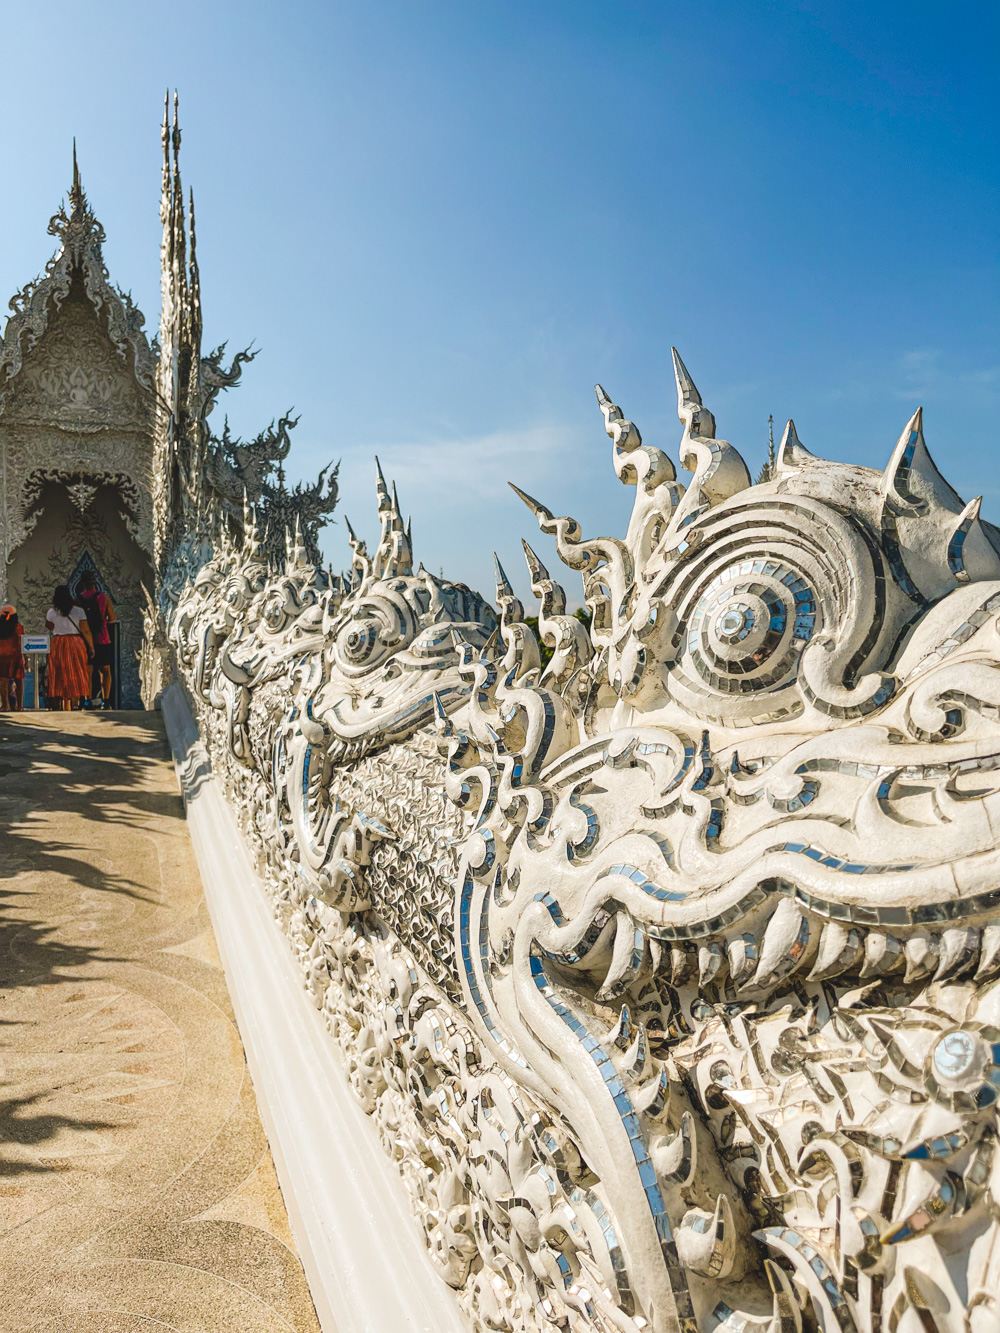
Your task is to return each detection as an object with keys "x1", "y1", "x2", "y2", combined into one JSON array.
[
  {"x1": 338, "y1": 619, "x2": 382, "y2": 666},
  {"x1": 656, "y1": 496, "x2": 885, "y2": 724},
  {"x1": 686, "y1": 561, "x2": 816, "y2": 692}
]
